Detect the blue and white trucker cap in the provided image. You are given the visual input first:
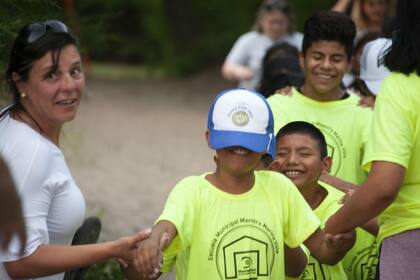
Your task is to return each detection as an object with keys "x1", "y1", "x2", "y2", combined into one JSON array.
[{"x1": 207, "y1": 88, "x2": 276, "y2": 159}]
